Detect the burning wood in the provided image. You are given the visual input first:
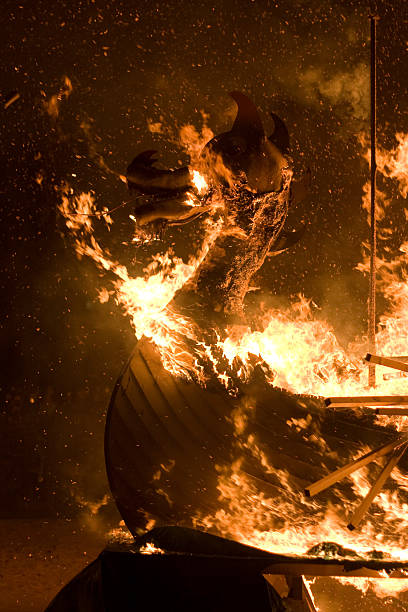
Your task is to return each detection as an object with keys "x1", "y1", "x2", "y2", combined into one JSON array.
[
  {"x1": 375, "y1": 407, "x2": 408, "y2": 415},
  {"x1": 365, "y1": 353, "x2": 408, "y2": 373},
  {"x1": 347, "y1": 442, "x2": 408, "y2": 531},
  {"x1": 304, "y1": 436, "x2": 408, "y2": 497},
  {"x1": 325, "y1": 395, "x2": 408, "y2": 407},
  {"x1": 263, "y1": 561, "x2": 408, "y2": 578},
  {"x1": 315, "y1": 349, "x2": 408, "y2": 528}
]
